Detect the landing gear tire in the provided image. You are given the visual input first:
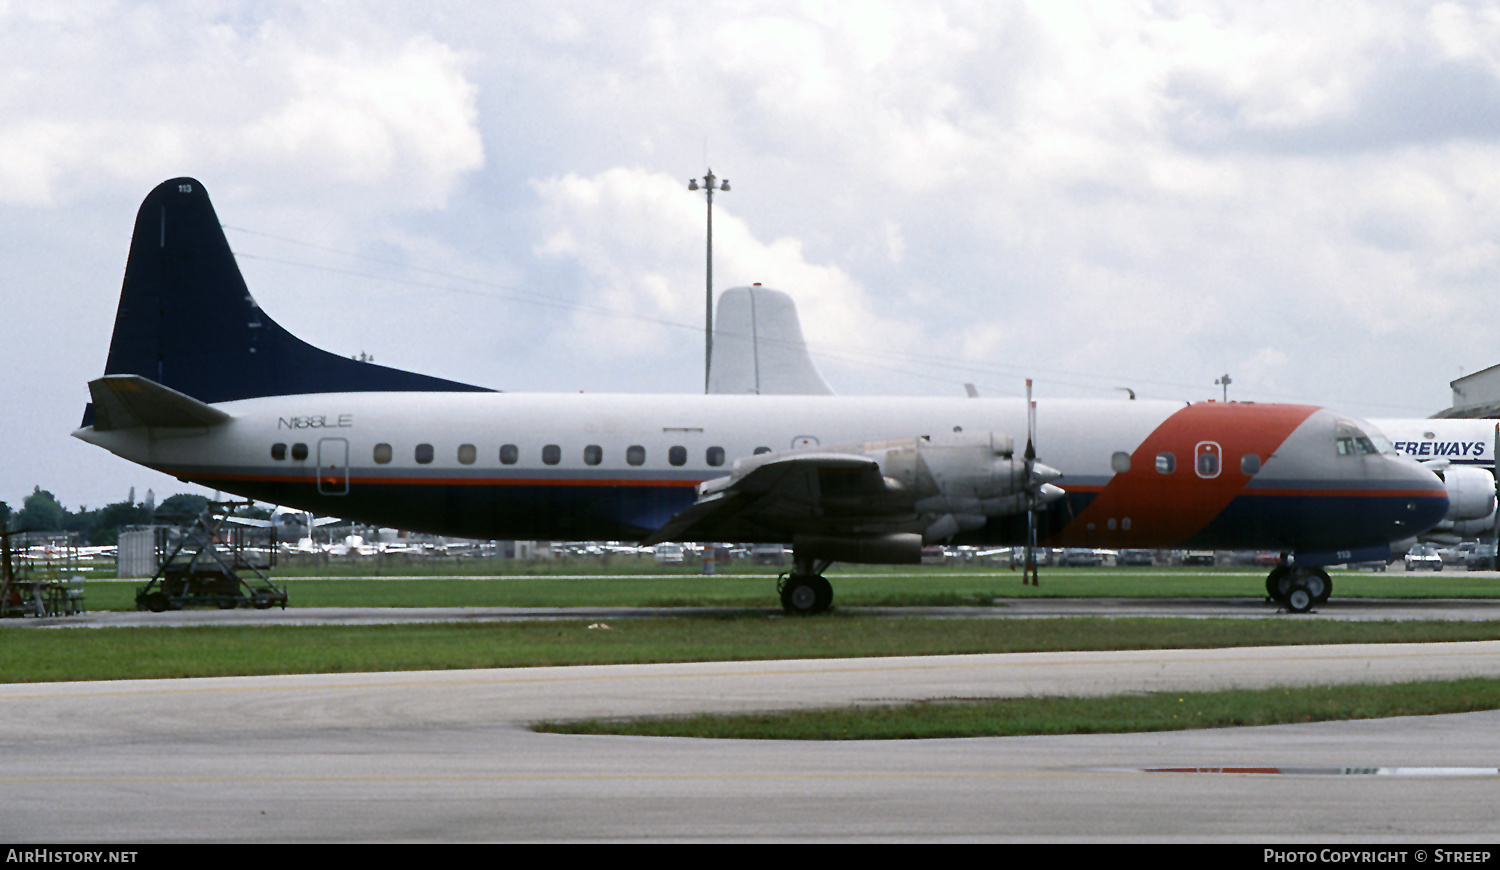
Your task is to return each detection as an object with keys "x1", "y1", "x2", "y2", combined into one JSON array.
[
  {"x1": 143, "y1": 591, "x2": 169, "y2": 613},
  {"x1": 1266, "y1": 566, "x2": 1291, "y2": 603},
  {"x1": 780, "y1": 574, "x2": 833, "y2": 616},
  {"x1": 1285, "y1": 581, "x2": 1314, "y2": 614},
  {"x1": 250, "y1": 591, "x2": 275, "y2": 611},
  {"x1": 1310, "y1": 569, "x2": 1332, "y2": 605}
]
